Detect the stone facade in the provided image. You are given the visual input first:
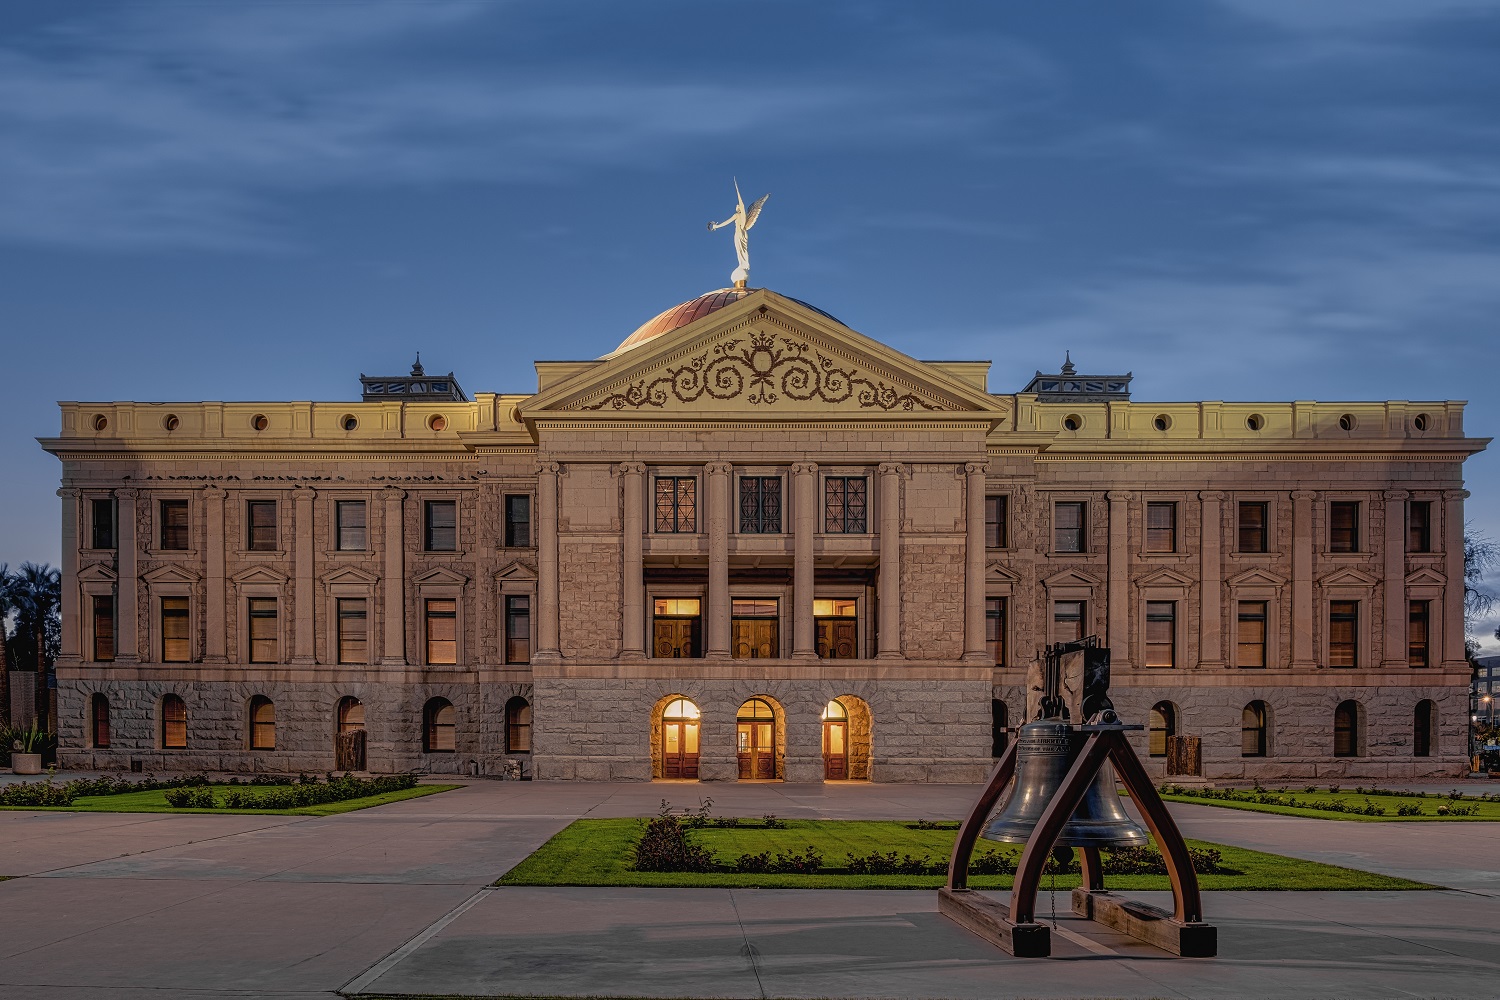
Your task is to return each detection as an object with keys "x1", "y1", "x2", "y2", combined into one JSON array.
[{"x1": 41, "y1": 287, "x2": 1487, "y2": 781}]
